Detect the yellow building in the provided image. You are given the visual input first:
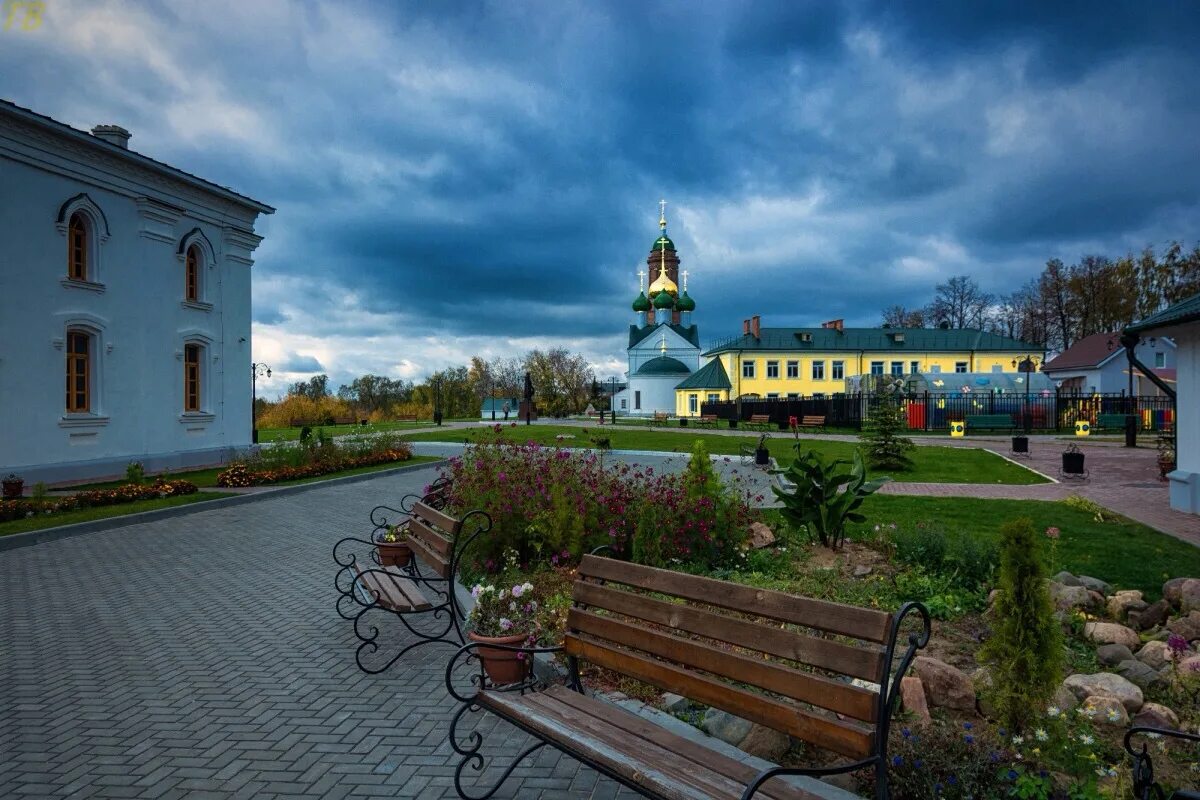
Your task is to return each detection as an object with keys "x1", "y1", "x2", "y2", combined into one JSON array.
[{"x1": 674, "y1": 317, "x2": 1043, "y2": 416}]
